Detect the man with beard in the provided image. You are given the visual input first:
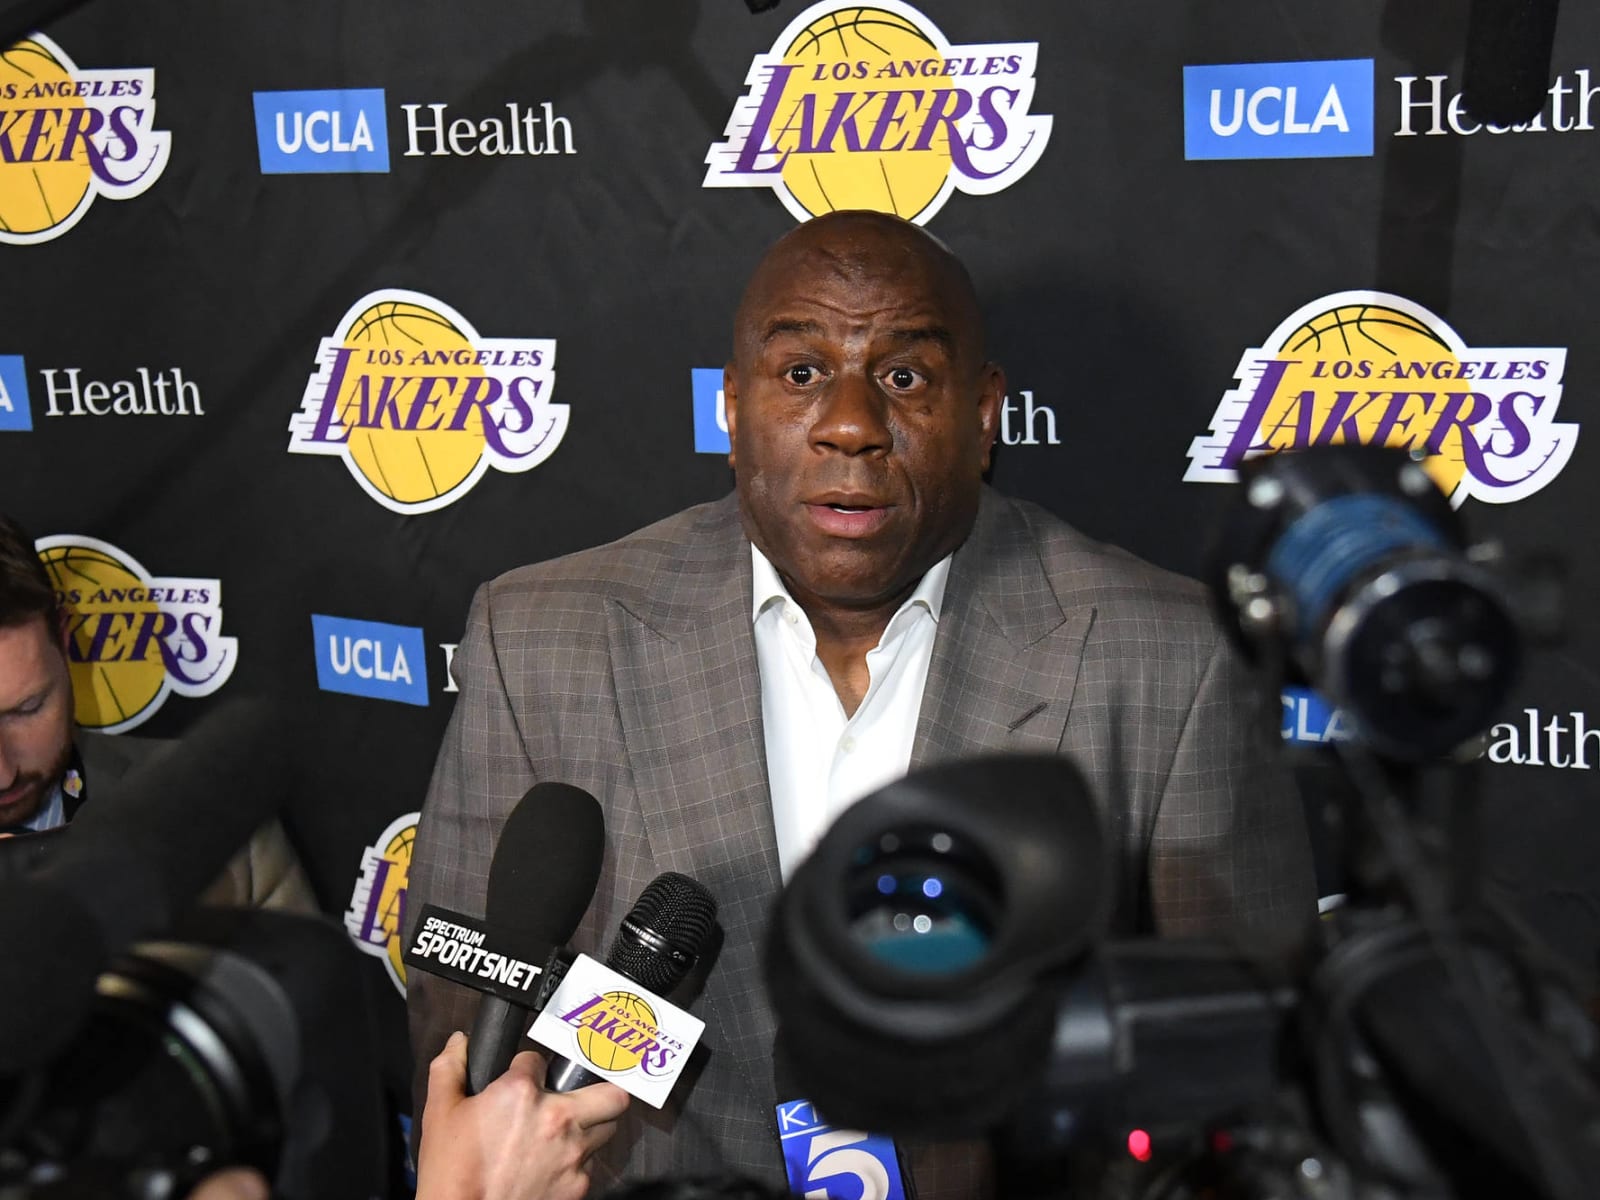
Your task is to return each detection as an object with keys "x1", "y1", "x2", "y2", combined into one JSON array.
[
  {"x1": 407, "y1": 211, "x2": 1315, "y2": 1197},
  {"x1": 0, "y1": 512, "x2": 314, "y2": 909}
]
